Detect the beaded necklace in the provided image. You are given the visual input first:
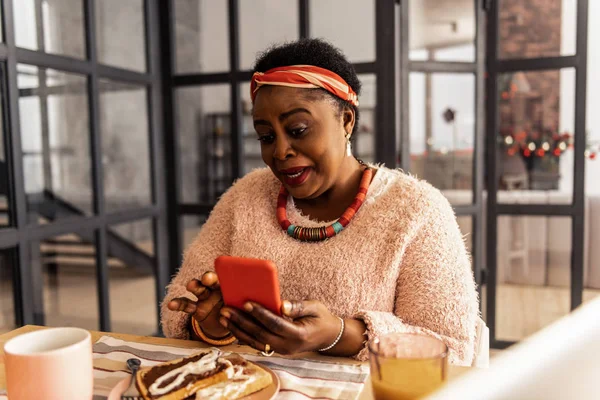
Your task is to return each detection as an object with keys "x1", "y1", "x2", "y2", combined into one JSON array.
[{"x1": 276, "y1": 167, "x2": 373, "y2": 241}]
